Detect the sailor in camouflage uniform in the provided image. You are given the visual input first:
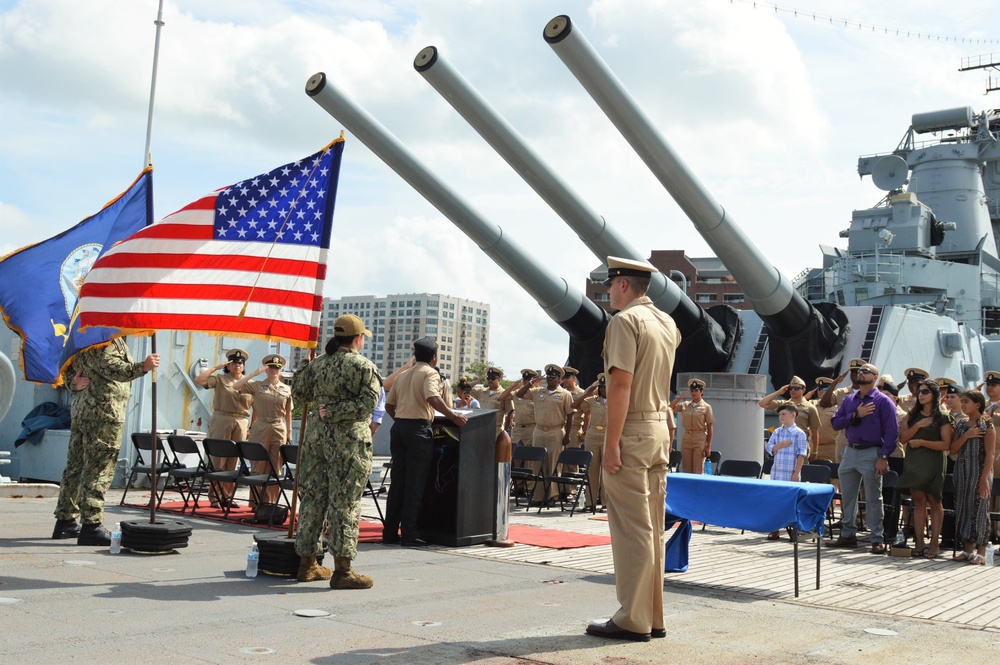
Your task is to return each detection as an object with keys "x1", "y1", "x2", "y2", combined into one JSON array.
[
  {"x1": 292, "y1": 315, "x2": 382, "y2": 588},
  {"x1": 52, "y1": 337, "x2": 159, "y2": 545}
]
